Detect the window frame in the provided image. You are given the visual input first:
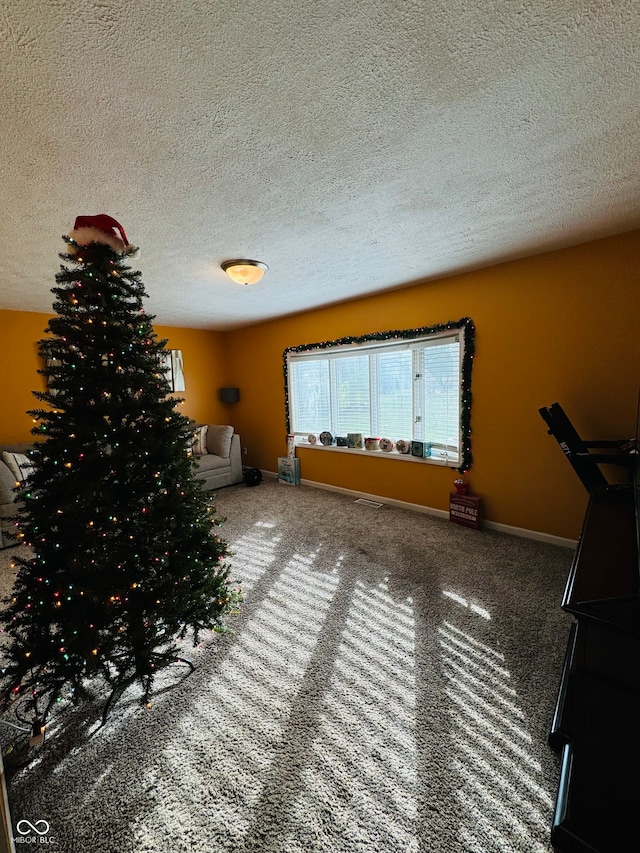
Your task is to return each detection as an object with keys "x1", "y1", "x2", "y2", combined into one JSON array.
[{"x1": 283, "y1": 317, "x2": 475, "y2": 472}]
